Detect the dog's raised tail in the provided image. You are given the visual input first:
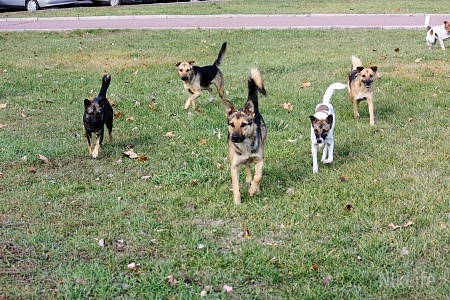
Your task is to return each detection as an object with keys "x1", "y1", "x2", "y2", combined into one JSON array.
[
  {"x1": 248, "y1": 68, "x2": 266, "y2": 110},
  {"x1": 424, "y1": 15, "x2": 431, "y2": 29},
  {"x1": 322, "y1": 82, "x2": 346, "y2": 105},
  {"x1": 350, "y1": 55, "x2": 363, "y2": 71},
  {"x1": 98, "y1": 74, "x2": 111, "y2": 98},
  {"x1": 213, "y1": 42, "x2": 227, "y2": 67}
]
